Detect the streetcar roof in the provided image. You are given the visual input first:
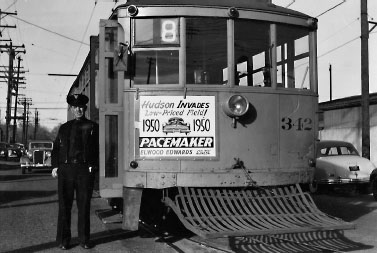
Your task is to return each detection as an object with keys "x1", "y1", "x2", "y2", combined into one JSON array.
[{"x1": 116, "y1": 0, "x2": 311, "y2": 19}]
